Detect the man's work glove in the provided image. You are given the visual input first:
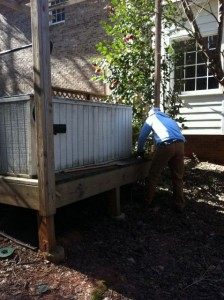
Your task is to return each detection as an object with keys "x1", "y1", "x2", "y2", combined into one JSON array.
[{"x1": 135, "y1": 150, "x2": 145, "y2": 158}]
